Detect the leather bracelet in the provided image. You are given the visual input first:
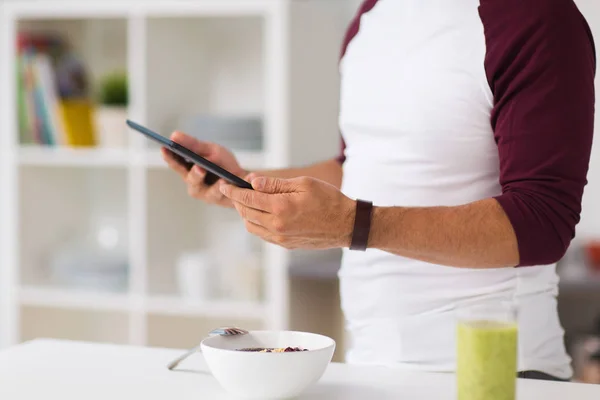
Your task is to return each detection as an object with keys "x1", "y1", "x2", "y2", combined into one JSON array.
[{"x1": 350, "y1": 199, "x2": 373, "y2": 251}]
